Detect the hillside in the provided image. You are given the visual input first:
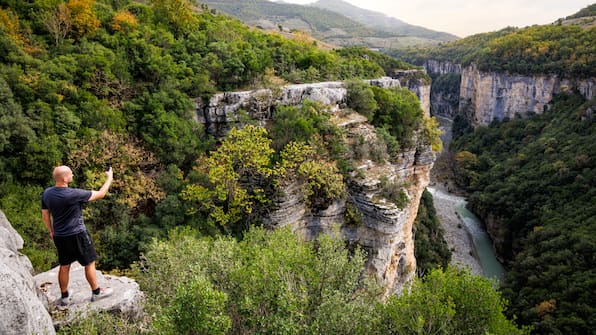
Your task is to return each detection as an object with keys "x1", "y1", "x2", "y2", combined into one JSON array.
[
  {"x1": 200, "y1": 0, "x2": 457, "y2": 48},
  {"x1": 451, "y1": 94, "x2": 595, "y2": 334},
  {"x1": 390, "y1": 23, "x2": 595, "y2": 78},
  {"x1": 312, "y1": 0, "x2": 458, "y2": 41}
]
